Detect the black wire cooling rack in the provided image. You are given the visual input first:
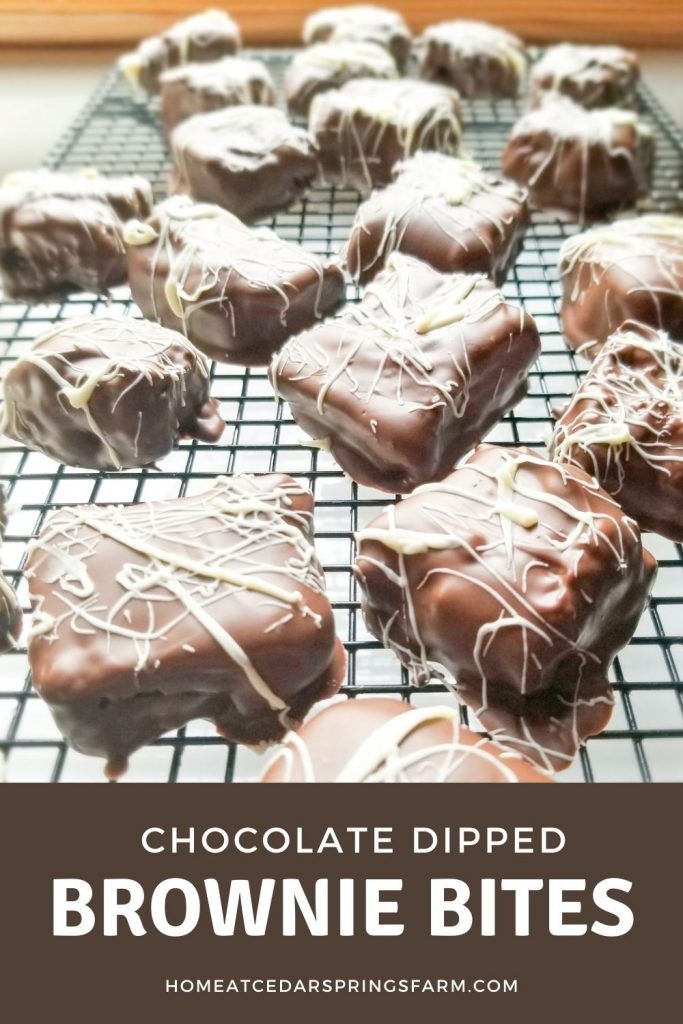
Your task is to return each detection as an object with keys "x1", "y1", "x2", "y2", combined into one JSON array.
[{"x1": 0, "y1": 50, "x2": 682, "y2": 783}]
